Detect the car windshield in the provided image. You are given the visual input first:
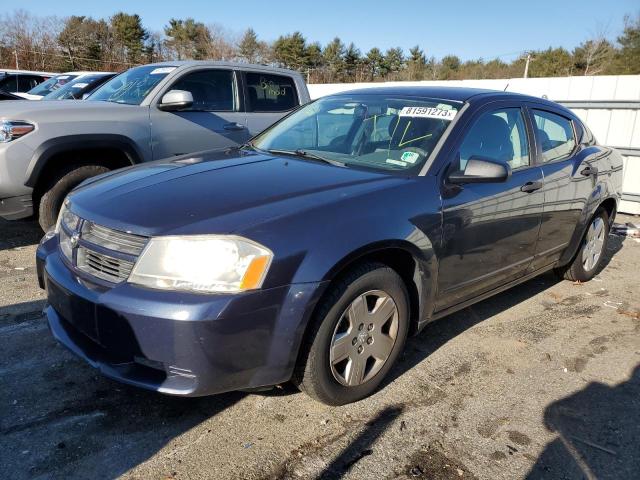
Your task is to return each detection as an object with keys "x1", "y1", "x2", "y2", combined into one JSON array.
[
  {"x1": 88, "y1": 65, "x2": 176, "y2": 105},
  {"x1": 27, "y1": 74, "x2": 78, "y2": 96},
  {"x1": 42, "y1": 74, "x2": 109, "y2": 100},
  {"x1": 252, "y1": 94, "x2": 461, "y2": 173}
]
